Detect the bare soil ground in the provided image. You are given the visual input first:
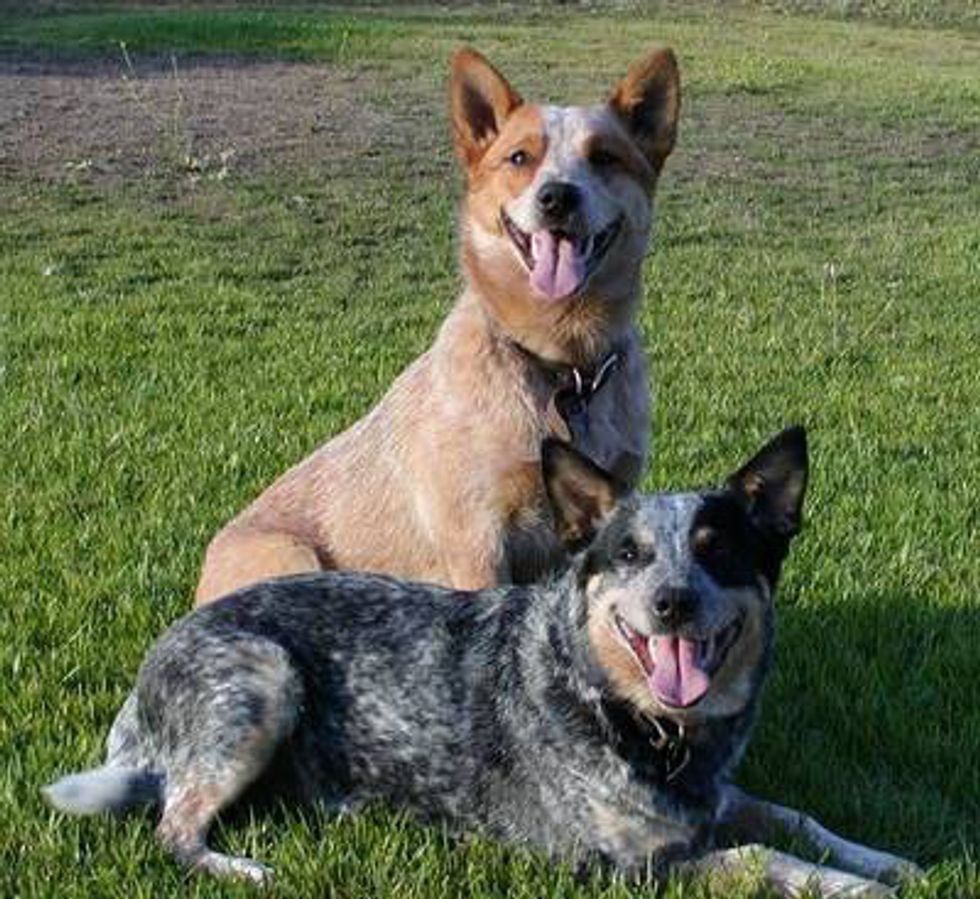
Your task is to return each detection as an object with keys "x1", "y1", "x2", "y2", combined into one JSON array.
[
  {"x1": 0, "y1": 52, "x2": 441, "y2": 187},
  {"x1": 1, "y1": 50, "x2": 974, "y2": 203}
]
